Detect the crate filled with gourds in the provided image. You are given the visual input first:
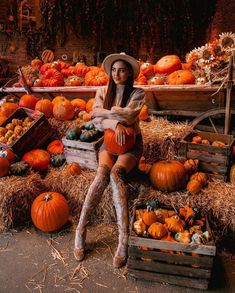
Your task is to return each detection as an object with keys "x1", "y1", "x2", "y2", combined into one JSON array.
[
  {"x1": 179, "y1": 130, "x2": 235, "y2": 181},
  {"x1": 62, "y1": 122, "x2": 103, "y2": 170},
  {"x1": 128, "y1": 200, "x2": 216, "y2": 290}
]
